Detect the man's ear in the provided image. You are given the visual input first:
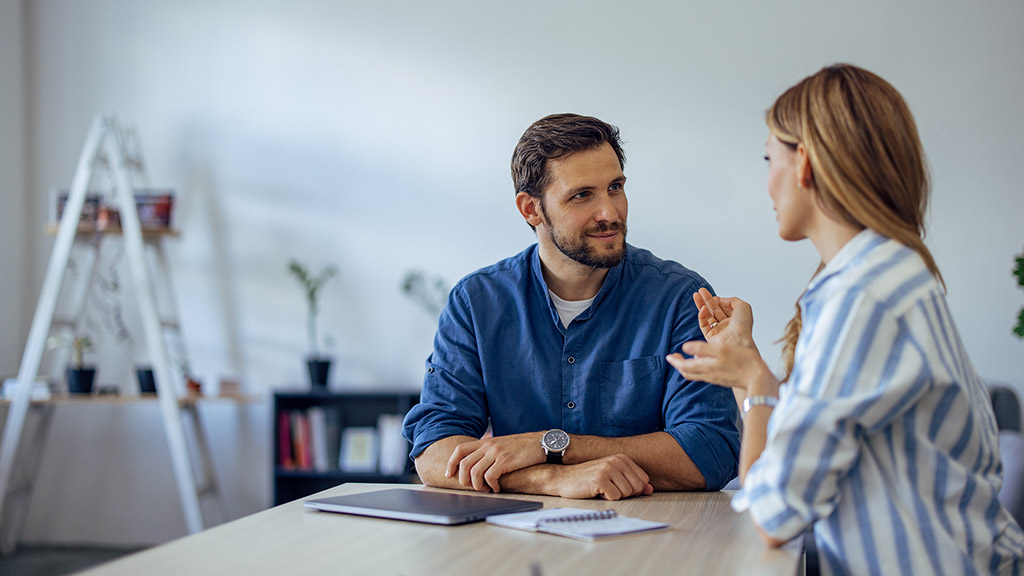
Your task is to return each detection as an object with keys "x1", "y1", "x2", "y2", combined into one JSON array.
[
  {"x1": 795, "y1": 143, "x2": 814, "y2": 189},
  {"x1": 516, "y1": 192, "x2": 544, "y2": 228}
]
